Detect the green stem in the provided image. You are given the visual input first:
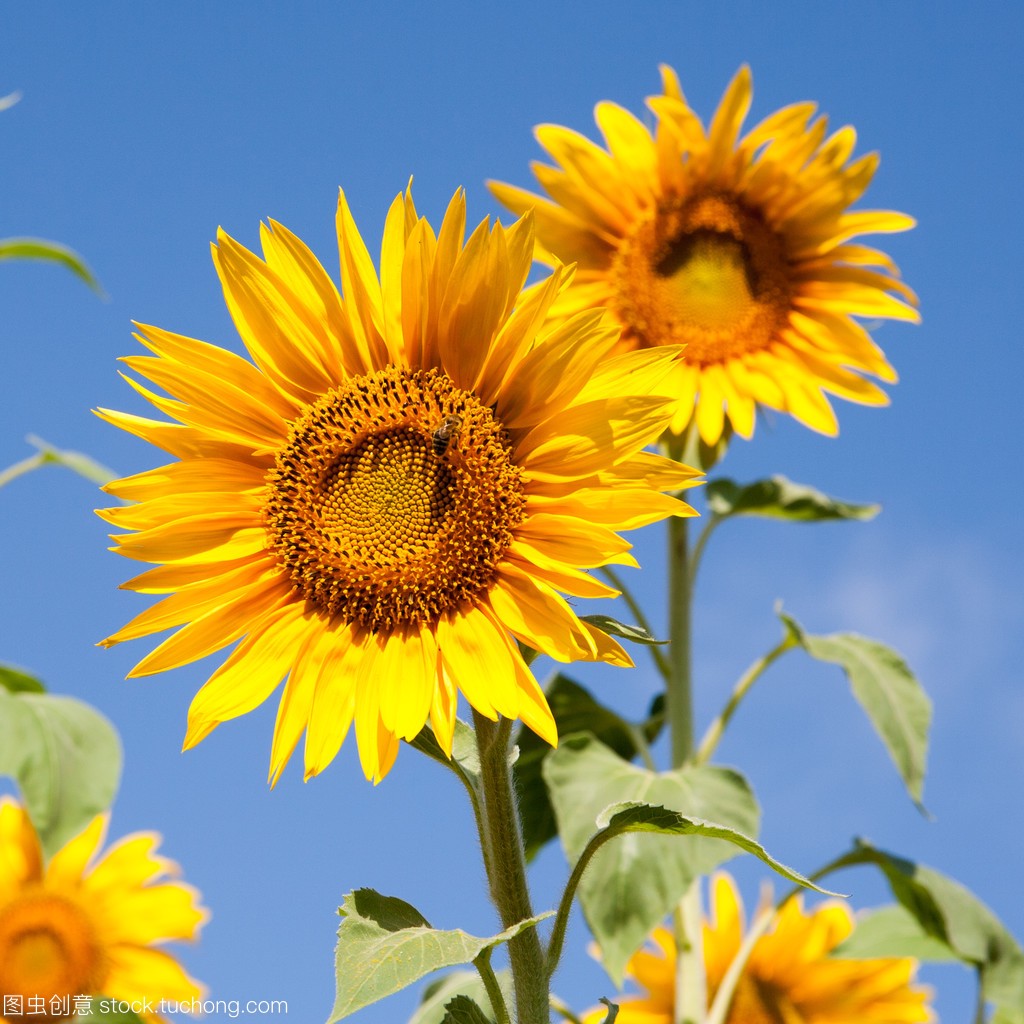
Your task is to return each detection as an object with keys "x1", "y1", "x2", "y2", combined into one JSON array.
[
  {"x1": 667, "y1": 513, "x2": 695, "y2": 767},
  {"x1": 665, "y1": 503, "x2": 704, "y2": 1023},
  {"x1": 693, "y1": 637, "x2": 796, "y2": 765},
  {"x1": 972, "y1": 970, "x2": 987, "y2": 1024},
  {"x1": 0, "y1": 451, "x2": 45, "y2": 489},
  {"x1": 599, "y1": 565, "x2": 671, "y2": 681},
  {"x1": 673, "y1": 883, "x2": 706, "y2": 1024},
  {"x1": 474, "y1": 711, "x2": 549, "y2": 1023},
  {"x1": 473, "y1": 948, "x2": 513, "y2": 1024}
]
